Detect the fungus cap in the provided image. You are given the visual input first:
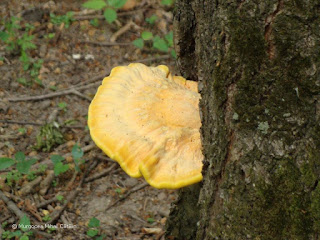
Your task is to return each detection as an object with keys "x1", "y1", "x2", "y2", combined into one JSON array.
[{"x1": 88, "y1": 63, "x2": 203, "y2": 189}]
